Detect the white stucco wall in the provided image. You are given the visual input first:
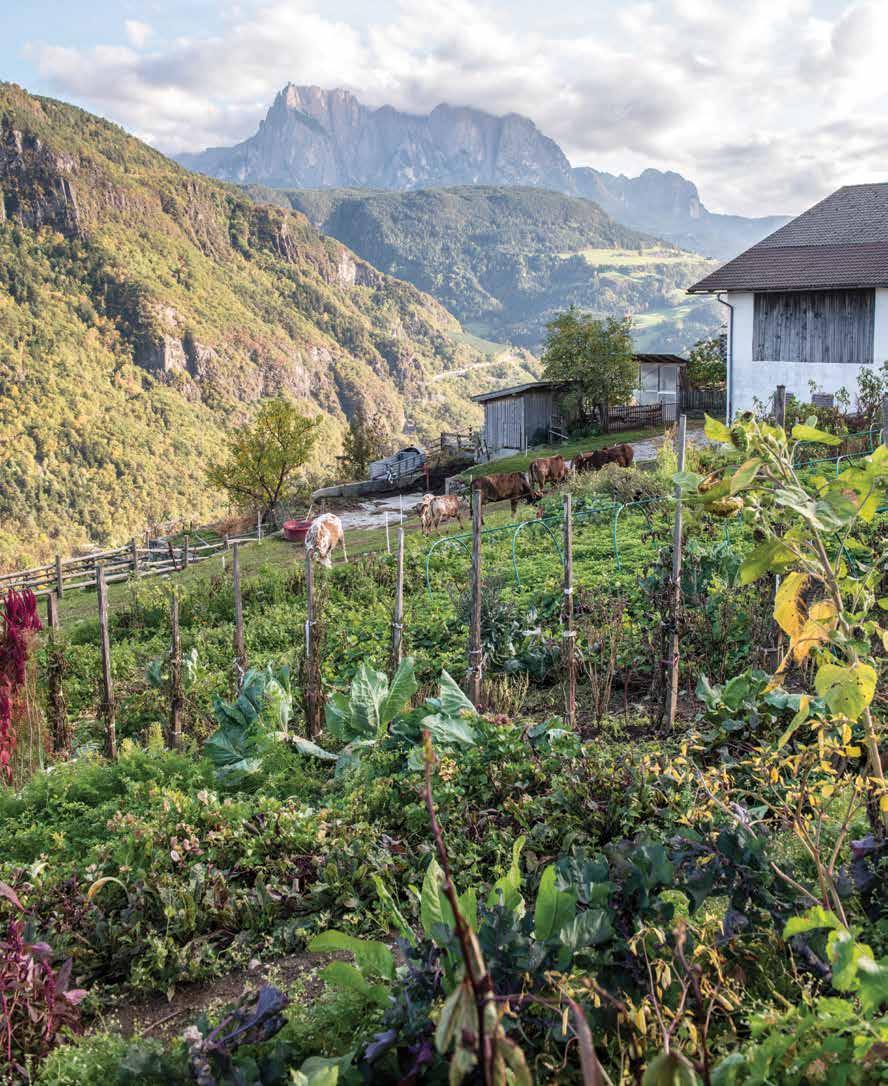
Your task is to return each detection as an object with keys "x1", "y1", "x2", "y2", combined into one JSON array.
[{"x1": 728, "y1": 288, "x2": 888, "y2": 416}]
